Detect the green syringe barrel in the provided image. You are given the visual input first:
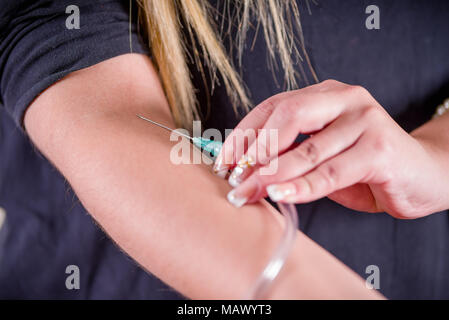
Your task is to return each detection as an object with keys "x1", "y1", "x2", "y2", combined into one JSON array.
[{"x1": 192, "y1": 137, "x2": 223, "y2": 160}]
